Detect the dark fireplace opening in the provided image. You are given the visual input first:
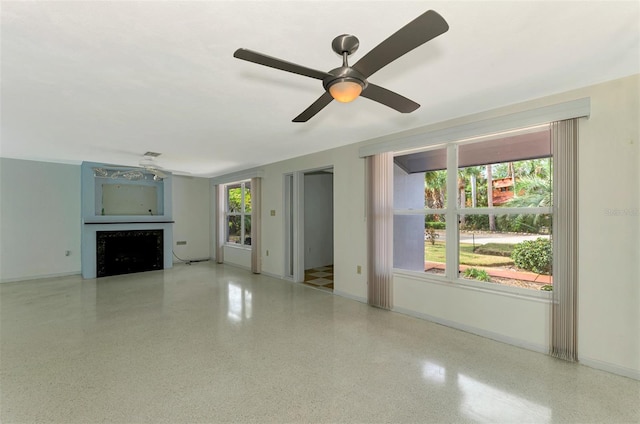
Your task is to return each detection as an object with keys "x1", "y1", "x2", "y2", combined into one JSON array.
[{"x1": 97, "y1": 230, "x2": 163, "y2": 277}]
